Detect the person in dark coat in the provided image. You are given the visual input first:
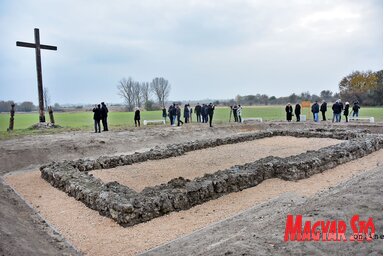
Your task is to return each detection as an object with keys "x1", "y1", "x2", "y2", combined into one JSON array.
[
  {"x1": 332, "y1": 100, "x2": 343, "y2": 122},
  {"x1": 207, "y1": 103, "x2": 215, "y2": 127},
  {"x1": 294, "y1": 103, "x2": 301, "y2": 122},
  {"x1": 352, "y1": 101, "x2": 360, "y2": 117},
  {"x1": 93, "y1": 104, "x2": 101, "y2": 133},
  {"x1": 176, "y1": 104, "x2": 183, "y2": 126},
  {"x1": 194, "y1": 103, "x2": 202, "y2": 123},
  {"x1": 201, "y1": 104, "x2": 208, "y2": 123},
  {"x1": 232, "y1": 105, "x2": 238, "y2": 122},
  {"x1": 184, "y1": 104, "x2": 190, "y2": 123},
  {"x1": 320, "y1": 101, "x2": 327, "y2": 121},
  {"x1": 311, "y1": 101, "x2": 320, "y2": 122},
  {"x1": 168, "y1": 105, "x2": 174, "y2": 125},
  {"x1": 343, "y1": 102, "x2": 350, "y2": 122},
  {"x1": 285, "y1": 103, "x2": 293, "y2": 122},
  {"x1": 134, "y1": 107, "x2": 141, "y2": 127},
  {"x1": 101, "y1": 102, "x2": 109, "y2": 131},
  {"x1": 171, "y1": 104, "x2": 177, "y2": 125}
]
